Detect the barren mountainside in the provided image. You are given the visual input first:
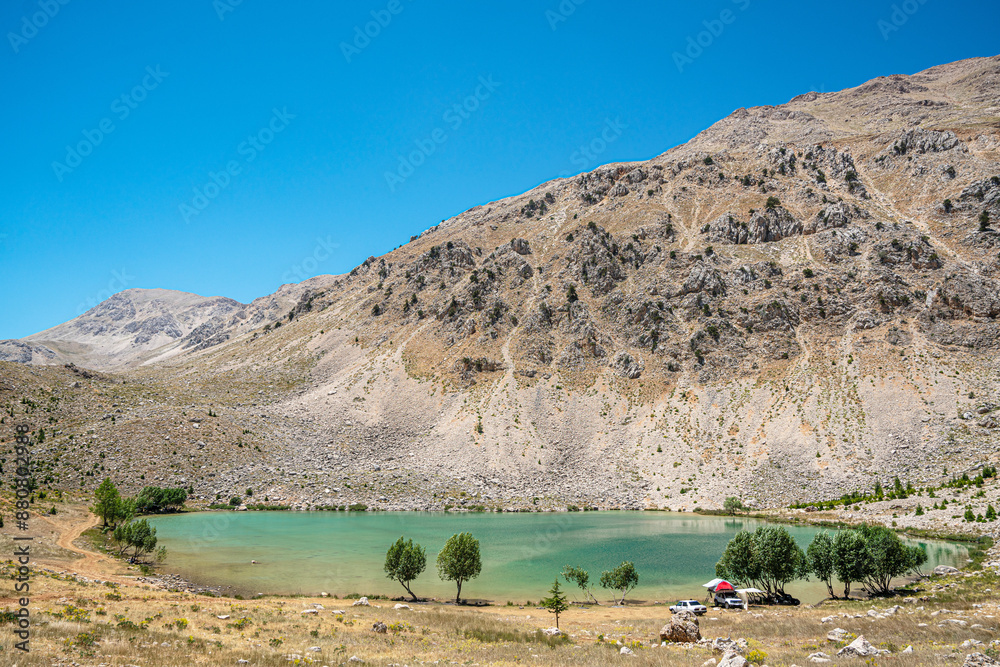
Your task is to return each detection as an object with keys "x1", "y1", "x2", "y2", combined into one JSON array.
[{"x1": 2, "y1": 55, "x2": 1000, "y2": 512}]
